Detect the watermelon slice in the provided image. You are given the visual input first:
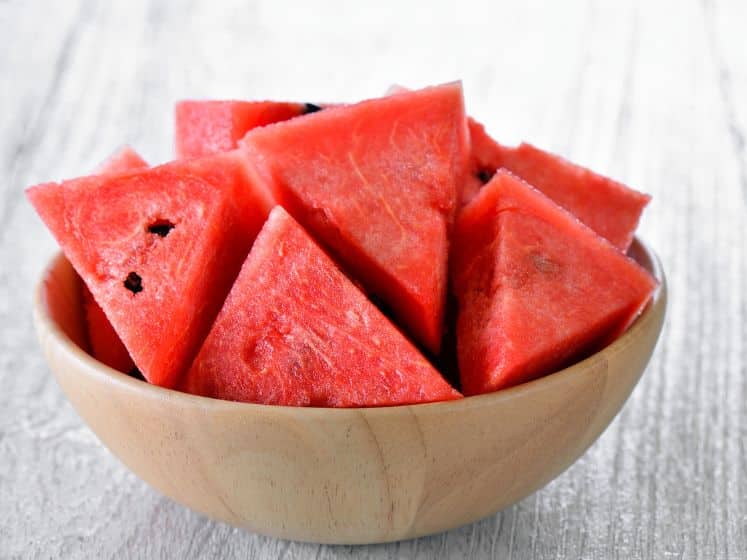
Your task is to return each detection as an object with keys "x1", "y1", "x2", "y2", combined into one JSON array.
[
  {"x1": 81, "y1": 283, "x2": 135, "y2": 373},
  {"x1": 80, "y1": 147, "x2": 150, "y2": 373},
  {"x1": 95, "y1": 145, "x2": 149, "y2": 175},
  {"x1": 175, "y1": 100, "x2": 315, "y2": 159},
  {"x1": 463, "y1": 118, "x2": 497, "y2": 204},
  {"x1": 393, "y1": 82, "x2": 648, "y2": 250},
  {"x1": 27, "y1": 152, "x2": 266, "y2": 388},
  {"x1": 452, "y1": 171, "x2": 657, "y2": 395},
  {"x1": 387, "y1": 83, "x2": 478, "y2": 208},
  {"x1": 240, "y1": 83, "x2": 470, "y2": 353},
  {"x1": 466, "y1": 128, "x2": 650, "y2": 251},
  {"x1": 182, "y1": 207, "x2": 461, "y2": 407}
]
